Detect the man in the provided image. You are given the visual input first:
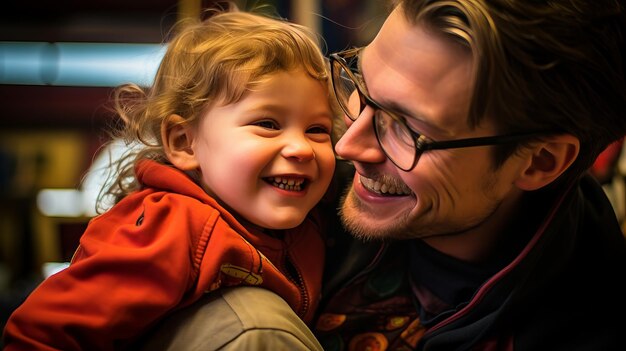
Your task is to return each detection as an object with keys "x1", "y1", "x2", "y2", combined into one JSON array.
[{"x1": 314, "y1": 0, "x2": 626, "y2": 350}]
